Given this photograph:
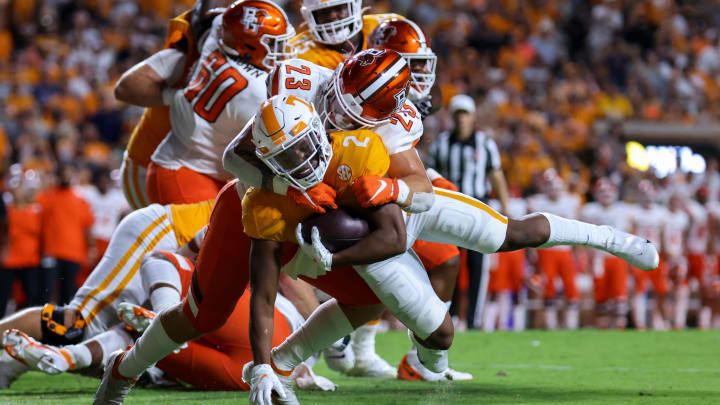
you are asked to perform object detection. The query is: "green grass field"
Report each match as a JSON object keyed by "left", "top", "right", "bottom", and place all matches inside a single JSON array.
[{"left": 3, "top": 330, "right": 719, "bottom": 405}]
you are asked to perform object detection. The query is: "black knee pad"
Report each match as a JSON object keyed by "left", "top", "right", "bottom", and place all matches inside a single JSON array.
[{"left": 40, "top": 304, "right": 86, "bottom": 345}]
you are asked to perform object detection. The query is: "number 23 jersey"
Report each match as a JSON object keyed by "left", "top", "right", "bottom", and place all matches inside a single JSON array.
[
  {"left": 153, "top": 15, "right": 268, "bottom": 181},
  {"left": 269, "top": 58, "right": 424, "bottom": 155}
]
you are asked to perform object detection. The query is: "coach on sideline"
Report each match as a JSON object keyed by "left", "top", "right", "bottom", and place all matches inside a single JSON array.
[{"left": 427, "top": 94, "right": 510, "bottom": 329}]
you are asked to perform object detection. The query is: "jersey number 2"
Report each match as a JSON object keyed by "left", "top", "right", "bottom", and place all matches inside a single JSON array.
[{"left": 184, "top": 50, "right": 248, "bottom": 123}]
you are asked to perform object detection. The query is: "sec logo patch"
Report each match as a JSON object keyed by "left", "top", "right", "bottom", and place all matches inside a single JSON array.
[{"left": 337, "top": 164, "right": 352, "bottom": 181}]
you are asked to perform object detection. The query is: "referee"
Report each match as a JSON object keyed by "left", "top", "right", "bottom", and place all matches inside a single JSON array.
[{"left": 427, "top": 94, "right": 510, "bottom": 329}]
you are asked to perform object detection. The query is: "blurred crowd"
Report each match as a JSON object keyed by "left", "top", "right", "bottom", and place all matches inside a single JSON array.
[{"left": 1, "top": 0, "right": 720, "bottom": 329}]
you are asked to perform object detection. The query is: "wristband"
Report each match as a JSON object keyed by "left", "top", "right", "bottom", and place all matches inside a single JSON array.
[
  {"left": 395, "top": 179, "right": 410, "bottom": 204},
  {"left": 426, "top": 168, "right": 443, "bottom": 182}
]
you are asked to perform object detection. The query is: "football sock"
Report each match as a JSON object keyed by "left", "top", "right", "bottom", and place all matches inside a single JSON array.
[
  {"left": 150, "top": 287, "right": 181, "bottom": 313},
  {"left": 513, "top": 305, "right": 526, "bottom": 331},
  {"left": 538, "top": 213, "right": 614, "bottom": 250},
  {"left": 632, "top": 295, "right": 647, "bottom": 329},
  {"left": 498, "top": 293, "right": 512, "bottom": 330},
  {"left": 698, "top": 306, "right": 711, "bottom": 330},
  {"left": 91, "top": 327, "right": 134, "bottom": 366},
  {"left": 545, "top": 307, "right": 558, "bottom": 330},
  {"left": 351, "top": 320, "right": 378, "bottom": 360},
  {"left": 118, "top": 315, "right": 182, "bottom": 378},
  {"left": 674, "top": 286, "right": 689, "bottom": 329},
  {"left": 272, "top": 299, "right": 353, "bottom": 373},
  {"left": 565, "top": 304, "right": 579, "bottom": 330},
  {"left": 64, "top": 343, "right": 92, "bottom": 369},
  {"left": 409, "top": 331, "right": 447, "bottom": 373},
  {"left": 482, "top": 302, "right": 498, "bottom": 332}
]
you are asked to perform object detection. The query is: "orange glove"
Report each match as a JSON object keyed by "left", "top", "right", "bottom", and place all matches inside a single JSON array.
[
  {"left": 287, "top": 183, "right": 338, "bottom": 213},
  {"left": 431, "top": 177, "right": 458, "bottom": 192},
  {"left": 352, "top": 175, "right": 399, "bottom": 208}
]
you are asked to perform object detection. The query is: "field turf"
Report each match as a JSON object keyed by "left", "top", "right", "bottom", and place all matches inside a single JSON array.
[{"left": 3, "top": 329, "right": 719, "bottom": 404}]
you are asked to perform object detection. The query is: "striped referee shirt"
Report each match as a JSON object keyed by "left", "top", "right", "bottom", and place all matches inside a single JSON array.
[{"left": 427, "top": 130, "right": 502, "bottom": 200}]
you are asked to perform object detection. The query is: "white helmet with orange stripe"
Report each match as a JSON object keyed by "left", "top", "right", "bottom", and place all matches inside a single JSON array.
[{"left": 252, "top": 94, "right": 332, "bottom": 190}]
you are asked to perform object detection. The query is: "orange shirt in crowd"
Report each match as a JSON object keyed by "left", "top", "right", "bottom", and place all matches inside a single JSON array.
[
  {"left": 36, "top": 187, "right": 94, "bottom": 264},
  {"left": 3, "top": 203, "right": 42, "bottom": 268}
]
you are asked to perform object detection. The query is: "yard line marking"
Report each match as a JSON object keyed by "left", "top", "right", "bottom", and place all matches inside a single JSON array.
[{"left": 450, "top": 363, "right": 720, "bottom": 373}]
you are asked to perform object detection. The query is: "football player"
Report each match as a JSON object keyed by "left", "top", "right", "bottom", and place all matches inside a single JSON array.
[
  {"left": 684, "top": 186, "right": 712, "bottom": 329},
  {"left": 664, "top": 193, "right": 690, "bottom": 329},
  {"left": 0, "top": 199, "right": 212, "bottom": 388},
  {"left": 117, "top": 0, "right": 295, "bottom": 205},
  {"left": 527, "top": 170, "right": 582, "bottom": 330}
]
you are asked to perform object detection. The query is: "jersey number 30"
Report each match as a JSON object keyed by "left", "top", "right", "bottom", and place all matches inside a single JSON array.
[{"left": 184, "top": 50, "right": 248, "bottom": 123}]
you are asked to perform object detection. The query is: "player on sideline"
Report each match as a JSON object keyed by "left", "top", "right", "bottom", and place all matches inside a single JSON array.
[
  {"left": 118, "top": 0, "right": 295, "bottom": 205},
  {"left": 0, "top": 199, "right": 212, "bottom": 388},
  {"left": 92, "top": 92, "right": 658, "bottom": 404}
]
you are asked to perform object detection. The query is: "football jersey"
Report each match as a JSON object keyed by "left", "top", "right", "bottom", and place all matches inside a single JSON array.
[
  {"left": 166, "top": 199, "right": 215, "bottom": 247},
  {"left": 629, "top": 203, "right": 667, "bottom": 245},
  {"left": 270, "top": 58, "right": 423, "bottom": 155},
  {"left": 685, "top": 199, "right": 709, "bottom": 254},
  {"left": 707, "top": 200, "right": 720, "bottom": 252},
  {"left": 126, "top": 10, "right": 200, "bottom": 166},
  {"left": 663, "top": 209, "right": 689, "bottom": 258},
  {"left": 529, "top": 192, "right": 581, "bottom": 250},
  {"left": 152, "top": 15, "right": 268, "bottom": 181},
  {"left": 289, "top": 13, "right": 402, "bottom": 69},
  {"left": 82, "top": 187, "right": 130, "bottom": 242},
  {"left": 242, "top": 129, "right": 389, "bottom": 245}
]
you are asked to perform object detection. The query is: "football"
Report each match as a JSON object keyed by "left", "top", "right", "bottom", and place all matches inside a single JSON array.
[{"left": 300, "top": 208, "right": 370, "bottom": 253}]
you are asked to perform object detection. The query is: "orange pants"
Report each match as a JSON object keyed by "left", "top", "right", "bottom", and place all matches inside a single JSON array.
[
  {"left": 146, "top": 162, "right": 225, "bottom": 205},
  {"left": 537, "top": 249, "right": 578, "bottom": 300},
  {"left": 182, "top": 181, "right": 380, "bottom": 333},
  {"left": 413, "top": 240, "right": 460, "bottom": 271},
  {"left": 594, "top": 256, "right": 628, "bottom": 303},
  {"left": 632, "top": 260, "right": 668, "bottom": 294},
  {"left": 156, "top": 251, "right": 293, "bottom": 390},
  {"left": 686, "top": 253, "right": 707, "bottom": 287},
  {"left": 488, "top": 250, "right": 525, "bottom": 293}
]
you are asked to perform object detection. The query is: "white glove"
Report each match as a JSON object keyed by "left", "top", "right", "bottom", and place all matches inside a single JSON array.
[
  {"left": 295, "top": 223, "right": 333, "bottom": 273},
  {"left": 243, "top": 363, "right": 287, "bottom": 405}
]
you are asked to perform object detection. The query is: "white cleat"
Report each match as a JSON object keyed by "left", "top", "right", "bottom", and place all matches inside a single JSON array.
[
  {"left": 603, "top": 228, "right": 659, "bottom": 271},
  {"left": 323, "top": 336, "right": 354, "bottom": 374},
  {"left": 347, "top": 353, "right": 397, "bottom": 379},
  {"left": 444, "top": 367, "right": 473, "bottom": 381},
  {"left": 94, "top": 349, "right": 137, "bottom": 405},
  {"left": 117, "top": 303, "right": 155, "bottom": 333},
  {"left": 0, "top": 349, "right": 28, "bottom": 389},
  {"left": 2, "top": 329, "right": 73, "bottom": 375}
]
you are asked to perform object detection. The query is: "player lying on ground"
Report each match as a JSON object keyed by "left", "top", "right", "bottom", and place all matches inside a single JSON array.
[
  {"left": 4, "top": 250, "right": 335, "bottom": 392},
  {"left": 0, "top": 200, "right": 213, "bottom": 389}
]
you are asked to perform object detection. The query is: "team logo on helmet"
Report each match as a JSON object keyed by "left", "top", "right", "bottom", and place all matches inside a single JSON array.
[
  {"left": 357, "top": 49, "right": 386, "bottom": 66},
  {"left": 377, "top": 24, "right": 398, "bottom": 40},
  {"left": 242, "top": 7, "right": 265, "bottom": 34}
]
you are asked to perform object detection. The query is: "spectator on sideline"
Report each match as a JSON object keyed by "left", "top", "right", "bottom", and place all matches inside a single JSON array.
[
  {"left": 36, "top": 165, "right": 94, "bottom": 304},
  {"left": 0, "top": 173, "right": 42, "bottom": 315},
  {"left": 427, "top": 94, "right": 510, "bottom": 329}
]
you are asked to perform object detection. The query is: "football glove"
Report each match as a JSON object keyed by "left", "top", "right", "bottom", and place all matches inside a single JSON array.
[
  {"left": 295, "top": 223, "right": 333, "bottom": 273},
  {"left": 287, "top": 183, "right": 337, "bottom": 213},
  {"left": 243, "top": 363, "right": 287, "bottom": 405},
  {"left": 352, "top": 176, "right": 400, "bottom": 208}
]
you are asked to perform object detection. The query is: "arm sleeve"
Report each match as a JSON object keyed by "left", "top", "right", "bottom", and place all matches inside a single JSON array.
[{"left": 144, "top": 48, "right": 187, "bottom": 85}]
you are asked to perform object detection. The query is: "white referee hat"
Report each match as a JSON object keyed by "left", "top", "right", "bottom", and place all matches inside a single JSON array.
[{"left": 449, "top": 94, "right": 476, "bottom": 114}]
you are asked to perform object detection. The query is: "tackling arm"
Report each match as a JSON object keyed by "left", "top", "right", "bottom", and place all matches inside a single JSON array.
[
  {"left": 249, "top": 238, "right": 284, "bottom": 365},
  {"left": 114, "top": 49, "right": 186, "bottom": 107}
]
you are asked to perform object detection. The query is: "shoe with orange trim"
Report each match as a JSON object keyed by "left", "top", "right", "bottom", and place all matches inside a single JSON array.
[
  {"left": 2, "top": 329, "right": 75, "bottom": 375},
  {"left": 93, "top": 349, "right": 138, "bottom": 405},
  {"left": 117, "top": 302, "right": 156, "bottom": 333},
  {"left": 397, "top": 350, "right": 473, "bottom": 382},
  {"left": 0, "top": 348, "right": 28, "bottom": 389}
]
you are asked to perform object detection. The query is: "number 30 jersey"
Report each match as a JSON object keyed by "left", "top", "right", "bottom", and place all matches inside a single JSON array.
[
  {"left": 269, "top": 58, "right": 423, "bottom": 155},
  {"left": 152, "top": 15, "right": 268, "bottom": 181}
]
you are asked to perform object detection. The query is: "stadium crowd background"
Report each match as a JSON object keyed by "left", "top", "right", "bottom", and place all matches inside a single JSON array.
[{"left": 1, "top": 0, "right": 720, "bottom": 330}]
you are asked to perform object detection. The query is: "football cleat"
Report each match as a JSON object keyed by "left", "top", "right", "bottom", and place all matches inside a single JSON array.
[
  {"left": 3, "top": 329, "right": 74, "bottom": 375},
  {"left": 0, "top": 349, "right": 28, "bottom": 389},
  {"left": 444, "top": 367, "right": 473, "bottom": 381},
  {"left": 323, "top": 336, "right": 355, "bottom": 374},
  {"left": 93, "top": 349, "right": 138, "bottom": 405},
  {"left": 347, "top": 353, "right": 397, "bottom": 379},
  {"left": 117, "top": 302, "right": 155, "bottom": 333},
  {"left": 603, "top": 228, "right": 659, "bottom": 271},
  {"left": 397, "top": 351, "right": 445, "bottom": 381}
]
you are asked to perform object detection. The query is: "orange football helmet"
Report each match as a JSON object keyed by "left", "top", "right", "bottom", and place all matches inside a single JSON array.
[
  {"left": 368, "top": 18, "right": 436, "bottom": 100},
  {"left": 323, "top": 48, "right": 411, "bottom": 129},
  {"left": 218, "top": 0, "right": 295, "bottom": 71}
]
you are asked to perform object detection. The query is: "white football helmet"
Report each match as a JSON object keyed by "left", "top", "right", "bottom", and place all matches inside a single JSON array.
[
  {"left": 253, "top": 95, "right": 332, "bottom": 190},
  {"left": 301, "top": 0, "right": 363, "bottom": 45}
]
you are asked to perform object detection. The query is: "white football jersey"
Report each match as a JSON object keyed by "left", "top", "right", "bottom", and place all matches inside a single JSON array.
[
  {"left": 685, "top": 200, "right": 709, "bottom": 254},
  {"left": 152, "top": 15, "right": 269, "bottom": 181},
  {"left": 629, "top": 203, "right": 667, "bottom": 245},
  {"left": 581, "top": 202, "right": 633, "bottom": 259},
  {"left": 663, "top": 209, "right": 689, "bottom": 258},
  {"left": 529, "top": 192, "right": 581, "bottom": 250},
  {"left": 82, "top": 187, "right": 130, "bottom": 242},
  {"left": 270, "top": 58, "right": 423, "bottom": 155}
]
